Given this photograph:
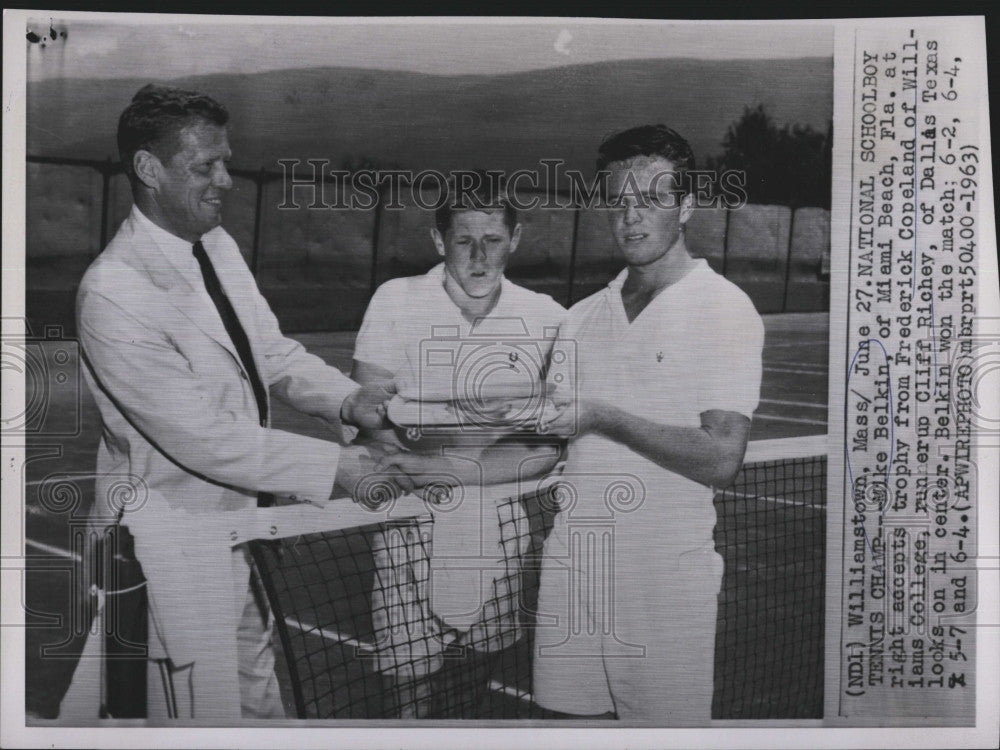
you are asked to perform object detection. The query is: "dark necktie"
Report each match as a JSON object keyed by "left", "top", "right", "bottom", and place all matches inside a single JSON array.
[{"left": 192, "top": 240, "right": 274, "bottom": 508}]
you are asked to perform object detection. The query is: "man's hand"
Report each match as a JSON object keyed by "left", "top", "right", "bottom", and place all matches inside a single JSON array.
[
  {"left": 374, "top": 451, "right": 465, "bottom": 488},
  {"left": 538, "top": 395, "right": 606, "bottom": 438},
  {"left": 340, "top": 379, "right": 396, "bottom": 430},
  {"left": 333, "top": 444, "right": 415, "bottom": 507},
  {"left": 374, "top": 451, "right": 470, "bottom": 507},
  {"left": 371, "top": 437, "right": 563, "bottom": 504}
]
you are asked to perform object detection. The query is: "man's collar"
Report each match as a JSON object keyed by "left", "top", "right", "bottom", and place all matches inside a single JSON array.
[
  {"left": 433, "top": 261, "right": 511, "bottom": 312},
  {"left": 607, "top": 268, "right": 630, "bottom": 291},
  {"left": 608, "top": 258, "right": 707, "bottom": 293},
  {"left": 131, "top": 205, "right": 201, "bottom": 277}
]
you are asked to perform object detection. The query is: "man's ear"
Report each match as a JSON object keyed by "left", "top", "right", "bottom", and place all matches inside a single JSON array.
[
  {"left": 430, "top": 227, "right": 446, "bottom": 257},
  {"left": 508, "top": 223, "right": 522, "bottom": 254},
  {"left": 679, "top": 191, "right": 694, "bottom": 227},
  {"left": 132, "top": 149, "right": 161, "bottom": 191}
]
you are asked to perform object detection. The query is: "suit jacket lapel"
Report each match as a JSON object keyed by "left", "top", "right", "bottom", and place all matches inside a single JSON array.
[
  {"left": 174, "top": 285, "right": 246, "bottom": 368},
  {"left": 127, "top": 215, "right": 244, "bottom": 366}
]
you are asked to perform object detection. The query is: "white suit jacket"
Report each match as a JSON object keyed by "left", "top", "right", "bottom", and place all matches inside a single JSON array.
[{"left": 76, "top": 206, "right": 358, "bottom": 664}]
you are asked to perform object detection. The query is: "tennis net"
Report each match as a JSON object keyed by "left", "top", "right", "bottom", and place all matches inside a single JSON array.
[{"left": 250, "top": 434, "right": 828, "bottom": 720}]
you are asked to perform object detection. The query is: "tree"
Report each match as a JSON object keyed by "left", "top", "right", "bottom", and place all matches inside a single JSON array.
[{"left": 712, "top": 104, "right": 831, "bottom": 208}]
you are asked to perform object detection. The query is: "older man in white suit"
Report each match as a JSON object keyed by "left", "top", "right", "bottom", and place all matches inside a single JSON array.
[{"left": 70, "top": 84, "right": 403, "bottom": 720}]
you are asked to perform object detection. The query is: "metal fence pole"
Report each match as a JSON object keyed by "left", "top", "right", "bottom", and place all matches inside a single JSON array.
[
  {"left": 364, "top": 184, "right": 385, "bottom": 325},
  {"left": 566, "top": 204, "right": 582, "bottom": 308},
  {"left": 98, "top": 158, "right": 112, "bottom": 255},
  {"left": 250, "top": 168, "right": 265, "bottom": 277},
  {"left": 721, "top": 207, "right": 731, "bottom": 279},
  {"left": 781, "top": 206, "right": 798, "bottom": 313}
]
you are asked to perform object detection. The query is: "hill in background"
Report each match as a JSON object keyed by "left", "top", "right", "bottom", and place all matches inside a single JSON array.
[{"left": 27, "top": 57, "right": 832, "bottom": 174}]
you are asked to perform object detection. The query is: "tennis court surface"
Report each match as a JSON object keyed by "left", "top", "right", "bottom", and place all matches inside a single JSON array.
[{"left": 21, "top": 312, "right": 828, "bottom": 720}]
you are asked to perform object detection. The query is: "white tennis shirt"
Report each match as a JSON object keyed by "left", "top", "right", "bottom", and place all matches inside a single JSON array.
[
  {"left": 552, "top": 259, "right": 764, "bottom": 556},
  {"left": 355, "top": 262, "right": 566, "bottom": 388}
]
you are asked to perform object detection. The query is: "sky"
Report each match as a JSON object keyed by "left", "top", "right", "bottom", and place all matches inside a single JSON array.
[{"left": 25, "top": 16, "right": 833, "bottom": 81}]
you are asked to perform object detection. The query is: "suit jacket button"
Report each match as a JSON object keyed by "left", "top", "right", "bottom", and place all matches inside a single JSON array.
[{"left": 289, "top": 494, "right": 297, "bottom": 502}]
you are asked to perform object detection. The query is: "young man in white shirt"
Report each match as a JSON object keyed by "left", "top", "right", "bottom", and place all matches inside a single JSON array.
[
  {"left": 532, "top": 125, "right": 764, "bottom": 723},
  {"left": 352, "top": 179, "right": 564, "bottom": 717}
]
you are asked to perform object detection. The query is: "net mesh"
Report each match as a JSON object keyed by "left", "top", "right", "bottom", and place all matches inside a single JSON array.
[{"left": 250, "top": 439, "right": 827, "bottom": 720}]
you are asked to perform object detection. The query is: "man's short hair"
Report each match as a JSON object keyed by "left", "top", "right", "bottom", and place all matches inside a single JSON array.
[
  {"left": 434, "top": 171, "right": 518, "bottom": 236},
  {"left": 596, "top": 124, "right": 696, "bottom": 194},
  {"left": 117, "top": 84, "right": 229, "bottom": 178}
]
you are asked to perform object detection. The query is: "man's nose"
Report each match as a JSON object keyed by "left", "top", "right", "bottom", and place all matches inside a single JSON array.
[
  {"left": 470, "top": 241, "right": 487, "bottom": 260},
  {"left": 213, "top": 163, "right": 233, "bottom": 191},
  {"left": 623, "top": 203, "right": 642, "bottom": 224}
]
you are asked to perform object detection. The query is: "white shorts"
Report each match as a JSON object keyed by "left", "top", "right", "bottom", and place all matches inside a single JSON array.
[{"left": 532, "top": 524, "right": 724, "bottom": 724}]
